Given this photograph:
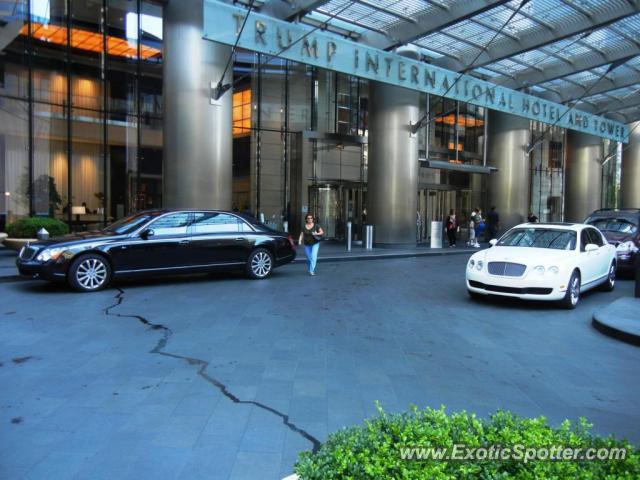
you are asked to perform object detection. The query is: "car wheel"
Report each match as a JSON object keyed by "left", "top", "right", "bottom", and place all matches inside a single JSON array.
[
  {"left": 246, "top": 248, "right": 273, "bottom": 279},
  {"left": 560, "top": 270, "right": 580, "bottom": 309},
  {"left": 68, "top": 253, "right": 112, "bottom": 292},
  {"left": 600, "top": 262, "right": 616, "bottom": 292}
]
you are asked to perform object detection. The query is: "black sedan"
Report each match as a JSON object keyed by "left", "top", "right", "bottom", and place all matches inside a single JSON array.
[{"left": 16, "top": 209, "right": 296, "bottom": 292}]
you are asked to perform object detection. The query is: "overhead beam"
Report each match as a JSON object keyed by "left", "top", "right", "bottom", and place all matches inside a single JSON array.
[
  {"left": 489, "top": 44, "right": 640, "bottom": 93},
  {"left": 431, "top": 0, "right": 640, "bottom": 72},
  {"left": 547, "top": 70, "right": 640, "bottom": 104},
  {"left": 359, "top": 0, "right": 511, "bottom": 50},
  {"left": 260, "top": 0, "right": 332, "bottom": 21},
  {"left": 576, "top": 93, "right": 640, "bottom": 116}
]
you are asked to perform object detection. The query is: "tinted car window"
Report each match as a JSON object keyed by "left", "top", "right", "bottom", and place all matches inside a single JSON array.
[
  {"left": 148, "top": 213, "right": 190, "bottom": 236},
  {"left": 580, "top": 230, "right": 591, "bottom": 251},
  {"left": 587, "top": 228, "right": 604, "bottom": 247},
  {"left": 498, "top": 228, "right": 576, "bottom": 250},
  {"left": 103, "top": 212, "right": 158, "bottom": 235},
  {"left": 192, "top": 212, "right": 240, "bottom": 233},
  {"left": 588, "top": 218, "right": 638, "bottom": 235}
]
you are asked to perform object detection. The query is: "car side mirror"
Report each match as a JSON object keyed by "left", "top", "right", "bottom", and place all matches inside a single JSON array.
[
  {"left": 140, "top": 228, "right": 155, "bottom": 240},
  {"left": 489, "top": 239, "right": 498, "bottom": 246},
  {"left": 585, "top": 243, "right": 598, "bottom": 252}
]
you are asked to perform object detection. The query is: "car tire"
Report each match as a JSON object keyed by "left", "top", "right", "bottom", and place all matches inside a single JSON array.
[
  {"left": 600, "top": 262, "right": 616, "bottom": 292},
  {"left": 246, "top": 248, "right": 273, "bottom": 279},
  {"left": 560, "top": 270, "right": 580, "bottom": 309},
  {"left": 68, "top": 253, "right": 112, "bottom": 293}
]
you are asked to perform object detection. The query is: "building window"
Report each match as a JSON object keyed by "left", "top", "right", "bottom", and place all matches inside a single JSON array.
[{"left": 233, "top": 89, "right": 251, "bottom": 137}]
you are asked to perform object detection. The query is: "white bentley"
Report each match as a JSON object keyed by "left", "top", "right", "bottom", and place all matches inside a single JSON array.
[{"left": 466, "top": 223, "right": 617, "bottom": 308}]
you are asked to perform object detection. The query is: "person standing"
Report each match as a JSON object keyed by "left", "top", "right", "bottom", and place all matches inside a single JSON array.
[
  {"left": 467, "top": 209, "right": 477, "bottom": 247},
  {"left": 445, "top": 209, "right": 459, "bottom": 247},
  {"left": 298, "top": 214, "right": 324, "bottom": 276},
  {"left": 527, "top": 212, "right": 538, "bottom": 223},
  {"left": 486, "top": 206, "right": 500, "bottom": 241},
  {"left": 473, "top": 208, "right": 483, "bottom": 247}
]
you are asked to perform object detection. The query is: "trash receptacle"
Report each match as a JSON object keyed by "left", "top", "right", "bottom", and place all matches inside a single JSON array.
[{"left": 430, "top": 221, "right": 443, "bottom": 249}]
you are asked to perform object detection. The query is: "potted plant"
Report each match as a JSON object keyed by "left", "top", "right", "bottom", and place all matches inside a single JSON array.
[{"left": 3, "top": 217, "right": 69, "bottom": 251}]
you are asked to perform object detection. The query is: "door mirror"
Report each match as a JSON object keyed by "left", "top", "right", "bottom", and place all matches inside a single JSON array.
[
  {"left": 585, "top": 243, "right": 598, "bottom": 252},
  {"left": 489, "top": 239, "right": 498, "bottom": 246},
  {"left": 140, "top": 228, "right": 155, "bottom": 240}
]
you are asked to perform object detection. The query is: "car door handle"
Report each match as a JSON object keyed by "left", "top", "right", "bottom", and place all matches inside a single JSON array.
[
  {"left": 234, "top": 238, "right": 244, "bottom": 241},
  {"left": 179, "top": 240, "right": 190, "bottom": 245}
]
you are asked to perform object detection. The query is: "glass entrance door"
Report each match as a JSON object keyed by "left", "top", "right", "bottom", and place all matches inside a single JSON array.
[{"left": 309, "top": 184, "right": 365, "bottom": 241}]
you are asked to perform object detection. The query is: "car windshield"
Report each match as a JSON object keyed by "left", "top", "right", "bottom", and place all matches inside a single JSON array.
[
  {"left": 497, "top": 228, "right": 577, "bottom": 250},
  {"left": 587, "top": 218, "right": 638, "bottom": 235},
  {"left": 102, "top": 212, "right": 158, "bottom": 235}
]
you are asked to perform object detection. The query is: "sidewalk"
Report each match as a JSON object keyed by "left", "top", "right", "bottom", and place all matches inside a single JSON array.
[{"left": 293, "top": 240, "right": 479, "bottom": 264}]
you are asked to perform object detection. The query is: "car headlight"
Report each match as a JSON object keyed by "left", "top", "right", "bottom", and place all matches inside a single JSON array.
[
  {"left": 617, "top": 241, "right": 638, "bottom": 253},
  {"left": 468, "top": 259, "right": 475, "bottom": 269},
  {"left": 36, "top": 247, "right": 66, "bottom": 262},
  {"left": 533, "top": 265, "right": 546, "bottom": 275},
  {"left": 547, "top": 266, "right": 559, "bottom": 274},
  {"left": 476, "top": 260, "right": 484, "bottom": 271}
]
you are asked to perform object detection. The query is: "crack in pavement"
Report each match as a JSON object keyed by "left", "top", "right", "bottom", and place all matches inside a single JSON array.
[{"left": 105, "top": 287, "right": 321, "bottom": 453}]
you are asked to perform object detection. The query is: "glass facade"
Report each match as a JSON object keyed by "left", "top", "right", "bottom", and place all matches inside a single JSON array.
[
  {"left": 1, "top": 2, "right": 622, "bottom": 237},
  {"left": 0, "top": 0, "right": 162, "bottom": 231}
]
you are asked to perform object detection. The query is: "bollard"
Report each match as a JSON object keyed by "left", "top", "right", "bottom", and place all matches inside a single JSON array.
[
  {"left": 430, "top": 221, "right": 443, "bottom": 249},
  {"left": 365, "top": 225, "right": 373, "bottom": 250},
  {"left": 283, "top": 221, "right": 288, "bottom": 233},
  {"left": 259, "top": 212, "right": 265, "bottom": 224},
  {"left": 37, "top": 228, "right": 49, "bottom": 241},
  {"left": 346, "top": 221, "right": 352, "bottom": 252}
]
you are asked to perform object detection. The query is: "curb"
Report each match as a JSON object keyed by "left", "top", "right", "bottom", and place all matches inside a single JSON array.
[
  {"left": 592, "top": 315, "right": 640, "bottom": 347},
  {"left": 292, "top": 248, "right": 474, "bottom": 264}
]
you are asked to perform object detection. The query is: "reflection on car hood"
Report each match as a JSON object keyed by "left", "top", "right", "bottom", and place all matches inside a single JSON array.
[
  {"left": 27, "top": 230, "right": 124, "bottom": 249},
  {"left": 483, "top": 246, "right": 570, "bottom": 265}
]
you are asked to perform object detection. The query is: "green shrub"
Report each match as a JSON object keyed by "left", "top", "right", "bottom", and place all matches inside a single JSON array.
[
  {"left": 7, "top": 217, "right": 69, "bottom": 239},
  {"left": 295, "top": 404, "right": 639, "bottom": 479}
]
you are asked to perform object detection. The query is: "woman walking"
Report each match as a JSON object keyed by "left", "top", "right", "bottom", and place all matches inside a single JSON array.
[
  {"left": 445, "top": 209, "right": 459, "bottom": 247},
  {"left": 298, "top": 214, "right": 324, "bottom": 275}
]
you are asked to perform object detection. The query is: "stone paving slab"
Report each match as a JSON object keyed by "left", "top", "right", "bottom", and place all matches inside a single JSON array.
[{"left": 1, "top": 255, "right": 638, "bottom": 480}]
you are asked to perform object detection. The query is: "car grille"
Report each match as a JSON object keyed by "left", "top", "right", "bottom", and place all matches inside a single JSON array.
[
  {"left": 469, "top": 280, "right": 552, "bottom": 295},
  {"left": 488, "top": 261, "right": 527, "bottom": 277},
  {"left": 19, "top": 246, "right": 39, "bottom": 261}
]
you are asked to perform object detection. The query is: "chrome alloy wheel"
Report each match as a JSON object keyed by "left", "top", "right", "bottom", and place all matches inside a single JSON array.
[
  {"left": 251, "top": 251, "right": 272, "bottom": 278},
  {"left": 76, "top": 258, "right": 108, "bottom": 290},
  {"left": 570, "top": 275, "right": 580, "bottom": 306},
  {"left": 608, "top": 264, "right": 616, "bottom": 288}
]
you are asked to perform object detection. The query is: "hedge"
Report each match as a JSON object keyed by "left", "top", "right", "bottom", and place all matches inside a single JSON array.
[
  {"left": 6, "top": 217, "right": 69, "bottom": 239},
  {"left": 295, "top": 404, "right": 639, "bottom": 479}
]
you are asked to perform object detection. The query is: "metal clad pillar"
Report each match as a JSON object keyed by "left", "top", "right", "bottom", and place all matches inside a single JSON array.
[
  {"left": 621, "top": 121, "right": 640, "bottom": 208},
  {"left": 368, "top": 83, "right": 419, "bottom": 245},
  {"left": 487, "top": 111, "right": 531, "bottom": 230},
  {"left": 163, "top": 0, "right": 232, "bottom": 209},
  {"left": 565, "top": 131, "right": 602, "bottom": 222}
]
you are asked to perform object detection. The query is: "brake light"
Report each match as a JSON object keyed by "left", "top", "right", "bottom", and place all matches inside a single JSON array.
[{"left": 288, "top": 234, "right": 297, "bottom": 250}]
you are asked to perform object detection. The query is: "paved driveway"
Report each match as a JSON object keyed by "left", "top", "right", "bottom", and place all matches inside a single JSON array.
[{"left": 1, "top": 255, "right": 638, "bottom": 479}]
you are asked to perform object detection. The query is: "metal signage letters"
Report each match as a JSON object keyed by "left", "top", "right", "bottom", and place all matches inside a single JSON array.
[{"left": 203, "top": 0, "right": 629, "bottom": 142}]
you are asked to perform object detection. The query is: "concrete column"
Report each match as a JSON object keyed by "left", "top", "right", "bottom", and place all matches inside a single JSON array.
[
  {"left": 163, "top": 0, "right": 232, "bottom": 209},
  {"left": 368, "top": 83, "right": 419, "bottom": 245},
  {"left": 621, "top": 121, "right": 640, "bottom": 208},
  {"left": 487, "top": 111, "right": 531, "bottom": 230},
  {"left": 565, "top": 131, "right": 602, "bottom": 222}
]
